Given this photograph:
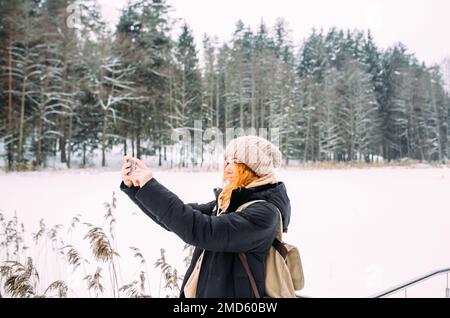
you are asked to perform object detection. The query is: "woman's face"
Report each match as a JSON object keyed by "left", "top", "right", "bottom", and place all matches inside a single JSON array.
[{"left": 224, "top": 159, "right": 237, "bottom": 183}]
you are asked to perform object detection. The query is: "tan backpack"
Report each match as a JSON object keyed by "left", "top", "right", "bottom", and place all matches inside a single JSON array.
[{"left": 236, "top": 199, "right": 305, "bottom": 298}]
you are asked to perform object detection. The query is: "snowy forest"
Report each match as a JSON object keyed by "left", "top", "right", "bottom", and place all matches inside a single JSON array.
[{"left": 1, "top": 0, "right": 450, "bottom": 172}]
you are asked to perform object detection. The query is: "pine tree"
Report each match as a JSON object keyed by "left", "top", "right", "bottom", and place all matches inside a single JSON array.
[
  {"left": 0, "top": 0, "right": 28, "bottom": 169},
  {"left": 172, "top": 23, "right": 202, "bottom": 167},
  {"left": 362, "top": 30, "right": 384, "bottom": 106},
  {"left": 297, "top": 29, "right": 328, "bottom": 161},
  {"left": 335, "top": 61, "right": 380, "bottom": 161},
  {"left": 380, "top": 44, "right": 411, "bottom": 160},
  {"left": 228, "top": 20, "right": 253, "bottom": 130},
  {"left": 202, "top": 34, "right": 217, "bottom": 129},
  {"left": 271, "top": 18, "right": 296, "bottom": 163},
  {"left": 319, "top": 68, "right": 342, "bottom": 161},
  {"left": 216, "top": 43, "right": 232, "bottom": 132},
  {"left": 6, "top": 1, "right": 42, "bottom": 168},
  {"left": 2, "top": 7, "right": 449, "bottom": 170},
  {"left": 115, "top": 0, "right": 173, "bottom": 161}
]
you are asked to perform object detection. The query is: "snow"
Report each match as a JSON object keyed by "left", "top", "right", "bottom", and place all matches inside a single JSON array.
[{"left": 1, "top": 166, "right": 450, "bottom": 298}]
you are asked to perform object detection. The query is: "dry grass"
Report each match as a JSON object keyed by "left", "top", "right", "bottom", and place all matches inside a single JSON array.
[
  {"left": 1, "top": 258, "right": 39, "bottom": 297},
  {"left": 32, "top": 219, "right": 46, "bottom": 244},
  {"left": 70, "top": 214, "right": 82, "bottom": 231},
  {"left": 44, "top": 280, "right": 68, "bottom": 298},
  {"left": 118, "top": 281, "right": 140, "bottom": 297},
  {"left": 130, "top": 246, "right": 146, "bottom": 266},
  {"left": 84, "top": 227, "right": 118, "bottom": 263},
  {"left": 155, "top": 248, "right": 182, "bottom": 298},
  {"left": 84, "top": 267, "right": 104, "bottom": 297},
  {"left": 118, "top": 272, "right": 151, "bottom": 298},
  {"left": 0, "top": 192, "right": 189, "bottom": 298},
  {"left": 61, "top": 245, "right": 88, "bottom": 272},
  {"left": 83, "top": 193, "right": 121, "bottom": 297},
  {"left": 183, "top": 244, "right": 194, "bottom": 268},
  {"left": 1, "top": 213, "right": 26, "bottom": 261},
  {"left": 128, "top": 246, "right": 152, "bottom": 296}
]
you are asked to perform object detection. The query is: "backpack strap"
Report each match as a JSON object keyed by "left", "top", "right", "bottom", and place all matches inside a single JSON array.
[
  {"left": 236, "top": 199, "right": 282, "bottom": 230},
  {"left": 273, "top": 237, "right": 288, "bottom": 259},
  {"left": 236, "top": 199, "right": 284, "bottom": 298},
  {"left": 269, "top": 210, "right": 289, "bottom": 259},
  {"left": 236, "top": 199, "right": 284, "bottom": 245},
  {"left": 235, "top": 199, "right": 267, "bottom": 213},
  {"left": 238, "top": 253, "right": 261, "bottom": 298},
  {"left": 236, "top": 200, "right": 265, "bottom": 298}
]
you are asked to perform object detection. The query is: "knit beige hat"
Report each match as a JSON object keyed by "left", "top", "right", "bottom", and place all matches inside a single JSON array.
[{"left": 224, "top": 136, "right": 282, "bottom": 177}]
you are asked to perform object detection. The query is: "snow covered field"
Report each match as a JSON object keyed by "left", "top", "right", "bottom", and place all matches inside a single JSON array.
[{"left": 1, "top": 165, "right": 449, "bottom": 298}]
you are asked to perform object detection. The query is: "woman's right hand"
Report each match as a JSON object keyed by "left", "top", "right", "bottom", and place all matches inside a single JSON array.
[{"left": 121, "top": 155, "right": 133, "bottom": 188}]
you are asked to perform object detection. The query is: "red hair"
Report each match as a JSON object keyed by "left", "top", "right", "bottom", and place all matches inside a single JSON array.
[{"left": 218, "top": 163, "right": 259, "bottom": 212}]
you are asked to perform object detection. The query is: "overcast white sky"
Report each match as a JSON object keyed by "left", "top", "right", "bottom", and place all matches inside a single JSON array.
[{"left": 97, "top": 0, "right": 450, "bottom": 65}]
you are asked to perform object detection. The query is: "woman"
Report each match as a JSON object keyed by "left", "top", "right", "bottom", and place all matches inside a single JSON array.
[{"left": 119, "top": 135, "right": 291, "bottom": 298}]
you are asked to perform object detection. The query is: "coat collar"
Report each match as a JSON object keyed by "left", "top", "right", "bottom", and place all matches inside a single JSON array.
[{"left": 213, "top": 182, "right": 280, "bottom": 213}]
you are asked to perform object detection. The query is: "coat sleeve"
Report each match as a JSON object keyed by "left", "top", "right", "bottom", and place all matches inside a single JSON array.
[
  {"left": 119, "top": 181, "right": 171, "bottom": 232},
  {"left": 134, "top": 178, "right": 278, "bottom": 253},
  {"left": 186, "top": 200, "right": 216, "bottom": 216}
]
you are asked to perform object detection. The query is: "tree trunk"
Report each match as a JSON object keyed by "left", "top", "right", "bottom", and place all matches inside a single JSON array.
[
  {"left": 304, "top": 101, "right": 312, "bottom": 162},
  {"left": 210, "top": 76, "right": 214, "bottom": 128},
  {"left": 430, "top": 84, "right": 443, "bottom": 162},
  {"left": 158, "top": 147, "right": 162, "bottom": 166},
  {"left": 67, "top": 110, "right": 73, "bottom": 168},
  {"left": 59, "top": 115, "right": 67, "bottom": 163},
  {"left": 61, "top": 8, "right": 70, "bottom": 166},
  {"left": 36, "top": 114, "right": 42, "bottom": 168},
  {"left": 224, "top": 70, "right": 228, "bottom": 131},
  {"left": 136, "top": 125, "right": 141, "bottom": 159},
  {"left": 284, "top": 134, "right": 289, "bottom": 165},
  {"left": 251, "top": 61, "right": 256, "bottom": 129},
  {"left": 18, "top": 70, "right": 27, "bottom": 164},
  {"left": 82, "top": 143, "right": 86, "bottom": 167},
  {"left": 102, "top": 109, "right": 108, "bottom": 167},
  {"left": 158, "top": 130, "right": 162, "bottom": 166},
  {"left": 239, "top": 71, "right": 244, "bottom": 128},
  {"left": 260, "top": 97, "right": 265, "bottom": 132},
  {"left": 7, "top": 23, "right": 14, "bottom": 170},
  {"left": 131, "top": 129, "right": 135, "bottom": 157},
  {"left": 216, "top": 75, "right": 220, "bottom": 128}
]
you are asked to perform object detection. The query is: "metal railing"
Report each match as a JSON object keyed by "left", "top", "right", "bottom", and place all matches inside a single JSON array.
[
  {"left": 370, "top": 267, "right": 450, "bottom": 298},
  {"left": 294, "top": 267, "right": 450, "bottom": 298}
]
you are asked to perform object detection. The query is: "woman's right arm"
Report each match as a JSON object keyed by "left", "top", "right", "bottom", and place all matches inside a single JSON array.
[
  {"left": 120, "top": 181, "right": 171, "bottom": 231},
  {"left": 186, "top": 200, "right": 216, "bottom": 215},
  {"left": 120, "top": 156, "right": 215, "bottom": 229},
  {"left": 133, "top": 178, "right": 278, "bottom": 253}
]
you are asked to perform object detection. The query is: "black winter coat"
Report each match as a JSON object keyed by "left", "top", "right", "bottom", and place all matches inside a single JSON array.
[{"left": 120, "top": 177, "right": 291, "bottom": 298}]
